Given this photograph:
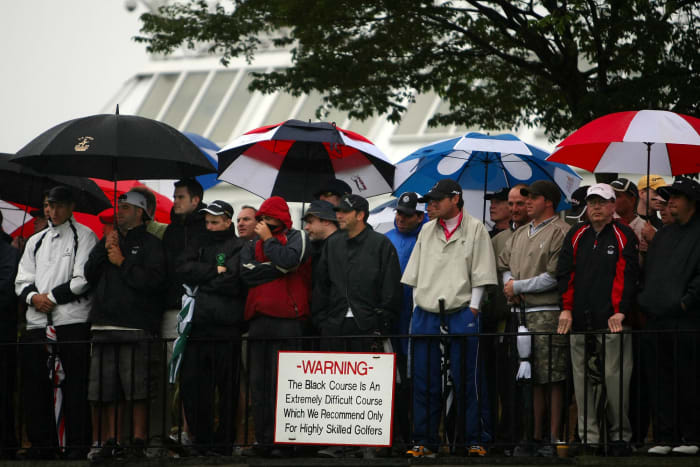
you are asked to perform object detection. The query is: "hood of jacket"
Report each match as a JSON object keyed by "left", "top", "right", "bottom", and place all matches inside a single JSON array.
[{"left": 257, "top": 196, "right": 292, "bottom": 230}]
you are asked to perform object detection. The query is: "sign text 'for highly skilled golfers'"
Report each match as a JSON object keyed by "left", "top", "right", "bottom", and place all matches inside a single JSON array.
[{"left": 274, "top": 351, "right": 395, "bottom": 446}]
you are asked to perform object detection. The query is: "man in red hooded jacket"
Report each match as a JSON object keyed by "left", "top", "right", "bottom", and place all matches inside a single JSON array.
[{"left": 239, "top": 196, "right": 311, "bottom": 457}]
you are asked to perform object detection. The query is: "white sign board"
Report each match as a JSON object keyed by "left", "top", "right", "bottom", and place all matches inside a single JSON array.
[{"left": 274, "top": 351, "right": 395, "bottom": 446}]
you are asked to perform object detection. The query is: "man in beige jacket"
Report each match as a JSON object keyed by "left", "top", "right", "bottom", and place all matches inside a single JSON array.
[{"left": 402, "top": 179, "right": 497, "bottom": 458}]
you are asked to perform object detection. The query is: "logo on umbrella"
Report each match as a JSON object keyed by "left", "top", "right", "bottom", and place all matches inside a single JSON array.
[
  {"left": 74, "top": 136, "right": 94, "bottom": 152},
  {"left": 351, "top": 175, "right": 367, "bottom": 192}
]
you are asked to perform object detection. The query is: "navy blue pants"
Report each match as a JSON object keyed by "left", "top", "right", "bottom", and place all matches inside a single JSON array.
[{"left": 410, "top": 306, "right": 491, "bottom": 449}]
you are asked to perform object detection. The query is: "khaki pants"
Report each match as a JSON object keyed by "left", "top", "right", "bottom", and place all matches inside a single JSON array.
[{"left": 570, "top": 330, "right": 632, "bottom": 444}]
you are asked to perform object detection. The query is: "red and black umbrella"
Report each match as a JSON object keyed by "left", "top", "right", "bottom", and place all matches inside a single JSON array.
[{"left": 217, "top": 119, "right": 395, "bottom": 202}]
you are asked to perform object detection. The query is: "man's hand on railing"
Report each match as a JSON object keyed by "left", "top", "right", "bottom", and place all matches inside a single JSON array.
[
  {"left": 608, "top": 312, "right": 625, "bottom": 333},
  {"left": 557, "top": 310, "right": 572, "bottom": 334}
]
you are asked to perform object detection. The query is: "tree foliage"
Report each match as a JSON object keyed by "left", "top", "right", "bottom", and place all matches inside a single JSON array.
[{"left": 137, "top": 0, "right": 699, "bottom": 141}]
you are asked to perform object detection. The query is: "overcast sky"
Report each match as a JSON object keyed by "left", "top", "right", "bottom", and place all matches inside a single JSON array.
[{"left": 0, "top": 0, "right": 150, "bottom": 153}]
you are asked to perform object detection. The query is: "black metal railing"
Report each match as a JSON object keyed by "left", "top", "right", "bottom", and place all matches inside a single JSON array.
[{"left": 1, "top": 327, "right": 698, "bottom": 459}]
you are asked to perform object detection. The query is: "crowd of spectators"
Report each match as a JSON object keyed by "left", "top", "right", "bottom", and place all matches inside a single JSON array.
[{"left": 0, "top": 173, "right": 698, "bottom": 461}]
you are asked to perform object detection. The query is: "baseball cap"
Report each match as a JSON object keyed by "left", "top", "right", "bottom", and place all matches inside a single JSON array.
[
  {"left": 396, "top": 192, "right": 422, "bottom": 215},
  {"left": 610, "top": 178, "right": 639, "bottom": 198},
  {"left": 565, "top": 185, "right": 590, "bottom": 220},
  {"left": 520, "top": 180, "right": 561, "bottom": 208},
  {"left": 46, "top": 186, "right": 74, "bottom": 204},
  {"left": 658, "top": 177, "right": 700, "bottom": 201},
  {"left": 334, "top": 194, "right": 370, "bottom": 214},
  {"left": 200, "top": 200, "right": 234, "bottom": 219},
  {"left": 586, "top": 183, "right": 616, "bottom": 201},
  {"left": 303, "top": 200, "right": 337, "bottom": 222},
  {"left": 313, "top": 179, "right": 353, "bottom": 199},
  {"left": 418, "top": 179, "right": 462, "bottom": 202},
  {"left": 485, "top": 187, "right": 509, "bottom": 202},
  {"left": 637, "top": 174, "right": 666, "bottom": 191},
  {"left": 118, "top": 191, "right": 151, "bottom": 218}
]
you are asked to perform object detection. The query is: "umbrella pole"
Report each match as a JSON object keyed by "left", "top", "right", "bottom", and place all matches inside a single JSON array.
[
  {"left": 482, "top": 155, "right": 489, "bottom": 223},
  {"left": 645, "top": 142, "right": 652, "bottom": 218}
]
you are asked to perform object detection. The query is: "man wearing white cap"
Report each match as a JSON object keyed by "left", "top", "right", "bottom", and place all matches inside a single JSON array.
[{"left": 556, "top": 183, "right": 639, "bottom": 456}]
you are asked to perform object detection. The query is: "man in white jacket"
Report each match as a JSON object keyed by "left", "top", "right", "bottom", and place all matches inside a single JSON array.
[{"left": 15, "top": 186, "right": 97, "bottom": 459}]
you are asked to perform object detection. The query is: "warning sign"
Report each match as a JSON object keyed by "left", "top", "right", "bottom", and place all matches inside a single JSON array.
[{"left": 274, "top": 351, "right": 395, "bottom": 446}]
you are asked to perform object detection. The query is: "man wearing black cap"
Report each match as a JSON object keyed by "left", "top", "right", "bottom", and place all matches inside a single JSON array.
[
  {"left": 485, "top": 188, "right": 511, "bottom": 237},
  {"left": 638, "top": 177, "right": 700, "bottom": 456},
  {"left": 303, "top": 200, "right": 339, "bottom": 272},
  {"left": 611, "top": 178, "right": 645, "bottom": 247},
  {"left": 15, "top": 186, "right": 98, "bottom": 459},
  {"left": 402, "top": 179, "right": 497, "bottom": 458},
  {"left": 312, "top": 194, "right": 402, "bottom": 458},
  {"left": 176, "top": 200, "right": 246, "bottom": 455},
  {"left": 313, "top": 178, "right": 352, "bottom": 206},
  {"left": 498, "top": 180, "right": 571, "bottom": 456},
  {"left": 564, "top": 185, "right": 590, "bottom": 226}
]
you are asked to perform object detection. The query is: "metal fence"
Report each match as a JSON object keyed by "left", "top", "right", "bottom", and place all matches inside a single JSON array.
[{"left": 0, "top": 327, "right": 698, "bottom": 458}]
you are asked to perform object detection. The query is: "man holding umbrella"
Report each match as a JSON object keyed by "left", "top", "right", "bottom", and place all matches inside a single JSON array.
[
  {"left": 402, "top": 179, "right": 497, "bottom": 458},
  {"left": 15, "top": 186, "right": 98, "bottom": 459},
  {"left": 84, "top": 190, "right": 167, "bottom": 459}
]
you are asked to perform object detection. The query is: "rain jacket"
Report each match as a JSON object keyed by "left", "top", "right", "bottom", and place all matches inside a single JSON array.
[
  {"left": 15, "top": 217, "right": 97, "bottom": 330},
  {"left": 241, "top": 197, "right": 312, "bottom": 321},
  {"left": 402, "top": 210, "right": 498, "bottom": 313},
  {"left": 0, "top": 240, "right": 18, "bottom": 331},
  {"left": 177, "top": 226, "right": 247, "bottom": 334},
  {"left": 312, "top": 225, "right": 402, "bottom": 334},
  {"left": 162, "top": 204, "right": 208, "bottom": 309},
  {"left": 85, "top": 224, "right": 166, "bottom": 332},
  {"left": 556, "top": 220, "right": 639, "bottom": 331},
  {"left": 385, "top": 215, "right": 428, "bottom": 347},
  {"left": 638, "top": 212, "right": 700, "bottom": 319}
]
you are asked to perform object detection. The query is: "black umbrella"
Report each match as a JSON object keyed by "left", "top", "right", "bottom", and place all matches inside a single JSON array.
[
  {"left": 0, "top": 154, "right": 111, "bottom": 214},
  {"left": 10, "top": 107, "right": 216, "bottom": 181},
  {"left": 10, "top": 107, "right": 216, "bottom": 221}
]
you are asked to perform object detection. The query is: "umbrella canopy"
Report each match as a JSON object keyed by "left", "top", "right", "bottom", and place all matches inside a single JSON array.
[
  {"left": 11, "top": 111, "right": 216, "bottom": 180},
  {"left": 91, "top": 179, "right": 173, "bottom": 224},
  {"left": 394, "top": 133, "right": 582, "bottom": 219},
  {"left": 183, "top": 132, "right": 221, "bottom": 191},
  {"left": 217, "top": 119, "right": 395, "bottom": 202},
  {"left": 547, "top": 110, "right": 700, "bottom": 176},
  {"left": 0, "top": 154, "right": 111, "bottom": 214}
]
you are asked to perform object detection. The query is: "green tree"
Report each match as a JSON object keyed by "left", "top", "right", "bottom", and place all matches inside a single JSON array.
[{"left": 137, "top": 0, "right": 699, "bottom": 141}]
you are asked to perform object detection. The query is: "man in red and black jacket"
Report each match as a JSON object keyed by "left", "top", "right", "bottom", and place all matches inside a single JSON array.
[
  {"left": 556, "top": 183, "right": 639, "bottom": 456},
  {"left": 239, "top": 196, "right": 311, "bottom": 457}
]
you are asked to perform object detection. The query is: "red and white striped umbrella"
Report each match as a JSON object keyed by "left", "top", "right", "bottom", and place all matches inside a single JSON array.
[
  {"left": 217, "top": 120, "right": 394, "bottom": 202},
  {"left": 45, "top": 318, "right": 67, "bottom": 451},
  {"left": 547, "top": 110, "right": 700, "bottom": 176}
]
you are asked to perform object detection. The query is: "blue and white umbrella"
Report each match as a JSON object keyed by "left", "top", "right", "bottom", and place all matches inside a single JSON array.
[
  {"left": 183, "top": 132, "right": 221, "bottom": 191},
  {"left": 393, "top": 133, "right": 582, "bottom": 221}
]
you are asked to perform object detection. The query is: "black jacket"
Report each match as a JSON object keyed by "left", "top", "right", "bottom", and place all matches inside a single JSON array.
[
  {"left": 85, "top": 225, "right": 166, "bottom": 332},
  {"left": 176, "top": 227, "right": 247, "bottom": 335},
  {"left": 312, "top": 226, "right": 402, "bottom": 334},
  {"left": 557, "top": 220, "right": 639, "bottom": 331},
  {"left": 638, "top": 213, "right": 700, "bottom": 320},
  {"left": 162, "top": 205, "right": 209, "bottom": 309},
  {"left": 0, "top": 241, "right": 18, "bottom": 330}
]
